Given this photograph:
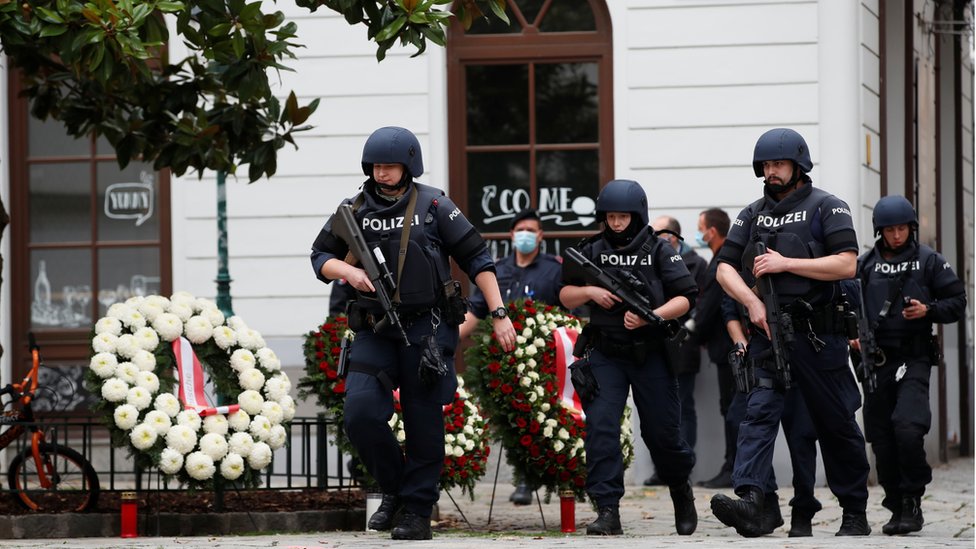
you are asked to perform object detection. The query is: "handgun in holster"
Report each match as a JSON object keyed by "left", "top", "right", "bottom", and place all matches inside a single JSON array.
[
  {"left": 337, "top": 334, "right": 352, "bottom": 379},
  {"left": 728, "top": 342, "right": 754, "bottom": 393}
]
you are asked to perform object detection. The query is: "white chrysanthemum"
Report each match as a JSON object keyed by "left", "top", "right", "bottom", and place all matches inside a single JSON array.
[
  {"left": 135, "top": 371, "right": 160, "bottom": 393},
  {"left": 125, "top": 295, "right": 145, "bottom": 307},
  {"left": 228, "top": 432, "right": 254, "bottom": 456},
  {"left": 132, "top": 349, "right": 156, "bottom": 372},
  {"left": 255, "top": 348, "right": 281, "bottom": 371},
  {"left": 227, "top": 410, "right": 251, "bottom": 432},
  {"left": 165, "top": 425, "right": 198, "bottom": 455},
  {"left": 238, "top": 390, "right": 264, "bottom": 415},
  {"left": 553, "top": 440, "right": 565, "bottom": 452},
  {"left": 107, "top": 303, "right": 131, "bottom": 320},
  {"left": 113, "top": 404, "right": 139, "bottom": 430},
  {"left": 220, "top": 452, "right": 245, "bottom": 480},
  {"left": 127, "top": 386, "right": 152, "bottom": 410},
  {"left": 114, "top": 361, "right": 138, "bottom": 384},
  {"left": 192, "top": 297, "right": 216, "bottom": 313},
  {"left": 230, "top": 349, "right": 256, "bottom": 373},
  {"left": 101, "top": 378, "right": 129, "bottom": 402},
  {"left": 144, "top": 410, "right": 173, "bottom": 435},
  {"left": 213, "top": 326, "right": 237, "bottom": 350},
  {"left": 249, "top": 415, "right": 273, "bottom": 441},
  {"left": 154, "top": 393, "right": 181, "bottom": 417},
  {"left": 169, "top": 303, "right": 193, "bottom": 323},
  {"left": 185, "top": 316, "right": 213, "bottom": 344},
  {"left": 94, "top": 316, "right": 123, "bottom": 337},
  {"left": 159, "top": 447, "right": 184, "bottom": 475},
  {"left": 199, "top": 433, "right": 229, "bottom": 461},
  {"left": 130, "top": 423, "right": 158, "bottom": 450},
  {"left": 137, "top": 302, "right": 165, "bottom": 323},
  {"left": 263, "top": 376, "right": 289, "bottom": 402},
  {"left": 238, "top": 368, "right": 265, "bottom": 392},
  {"left": 203, "top": 308, "right": 225, "bottom": 328},
  {"left": 176, "top": 409, "right": 202, "bottom": 431},
  {"left": 92, "top": 333, "right": 119, "bottom": 354},
  {"left": 226, "top": 316, "right": 248, "bottom": 331},
  {"left": 247, "top": 442, "right": 273, "bottom": 470},
  {"left": 279, "top": 395, "right": 296, "bottom": 422},
  {"left": 185, "top": 451, "right": 216, "bottom": 481},
  {"left": 120, "top": 308, "right": 147, "bottom": 330},
  {"left": 90, "top": 353, "right": 119, "bottom": 379},
  {"left": 152, "top": 313, "right": 183, "bottom": 342},
  {"left": 236, "top": 328, "right": 264, "bottom": 351},
  {"left": 269, "top": 374, "right": 291, "bottom": 396},
  {"left": 267, "top": 425, "right": 287, "bottom": 450},
  {"left": 203, "top": 414, "right": 229, "bottom": 436},
  {"left": 170, "top": 291, "right": 196, "bottom": 307},
  {"left": 260, "top": 401, "right": 284, "bottom": 425},
  {"left": 133, "top": 327, "right": 160, "bottom": 352},
  {"left": 115, "top": 334, "right": 142, "bottom": 358}
]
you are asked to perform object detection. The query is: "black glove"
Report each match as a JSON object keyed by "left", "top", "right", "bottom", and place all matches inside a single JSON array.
[
  {"left": 569, "top": 357, "right": 599, "bottom": 403},
  {"left": 418, "top": 335, "right": 450, "bottom": 388}
]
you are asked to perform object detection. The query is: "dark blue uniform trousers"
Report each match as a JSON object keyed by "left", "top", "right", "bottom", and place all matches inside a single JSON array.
[
  {"left": 342, "top": 316, "right": 458, "bottom": 518},
  {"left": 733, "top": 333, "right": 869, "bottom": 512},
  {"left": 584, "top": 348, "right": 695, "bottom": 508},
  {"left": 863, "top": 351, "right": 933, "bottom": 508}
]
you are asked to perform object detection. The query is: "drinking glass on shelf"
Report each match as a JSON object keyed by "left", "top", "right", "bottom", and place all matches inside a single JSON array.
[{"left": 98, "top": 289, "right": 117, "bottom": 316}]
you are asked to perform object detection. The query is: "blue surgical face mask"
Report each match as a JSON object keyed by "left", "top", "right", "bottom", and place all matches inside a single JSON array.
[
  {"left": 512, "top": 230, "right": 538, "bottom": 254},
  {"left": 695, "top": 230, "right": 708, "bottom": 248}
]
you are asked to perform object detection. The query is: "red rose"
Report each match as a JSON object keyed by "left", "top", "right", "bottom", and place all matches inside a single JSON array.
[
  {"left": 333, "top": 380, "right": 346, "bottom": 394},
  {"left": 501, "top": 384, "right": 513, "bottom": 394},
  {"left": 516, "top": 417, "right": 527, "bottom": 428},
  {"left": 520, "top": 435, "right": 532, "bottom": 446},
  {"left": 529, "top": 445, "right": 541, "bottom": 457},
  {"left": 325, "top": 369, "right": 338, "bottom": 380},
  {"left": 488, "top": 362, "right": 501, "bottom": 374},
  {"left": 529, "top": 421, "right": 540, "bottom": 434}
]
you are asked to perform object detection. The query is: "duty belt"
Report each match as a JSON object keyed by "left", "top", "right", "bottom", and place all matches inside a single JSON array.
[{"left": 788, "top": 302, "right": 848, "bottom": 335}]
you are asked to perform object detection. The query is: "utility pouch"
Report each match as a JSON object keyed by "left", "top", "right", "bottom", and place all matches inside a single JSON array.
[
  {"left": 573, "top": 325, "right": 593, "bottom": 357},
  {"left": 441, "top": 280, "right": 469, "bottom": 326},
  {"left": 569, "top": 355, "right": 599, "bottom": 403},
  {"left": 928, "top": 333, "right": 943, "bottom": 367},
  {"left": 347, "top": 302, "right": 369, "bottom": 332},
  {"left": 418, "top": 334, "right": 450, "bottom": 388},
  {"left": 843, "top": 309, "right": 859, "bottom": 340},
  {"left": 336, "top": 334, "right": 352, "bottom": 379}
]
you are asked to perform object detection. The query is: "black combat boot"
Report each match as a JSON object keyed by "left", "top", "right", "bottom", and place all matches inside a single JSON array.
[
  {"left": 897, "top": 495, "right": 924, "bottom": 534},
  {"left": 586, "top": 505, "right": 623, "bottom": 535},
  {"left": 391, "top": 512, "right": 432, "bottom": 540},
  {"left": 835, "top": 511, "right": 871, "bottom": 536},
  {"left": 710, "top": 486, "right": 765, "bottom": 537},
  {"left": 882, "top": 508, "right": 902, "bottom": 535},
  {"left": 367, "top": 494, "right": 401, "bottom": 531},
  {"left": 759, "top": 492, "right": 784, "bottom": 535},
  {"left": 788, "top": 508, "right": 814, "bottom": 537},
  {"left": 700, "top": 468, "right": 733, "bottom": 488},
  {"left": 669, "top": 480, "right": 698, "bottom": 535}
]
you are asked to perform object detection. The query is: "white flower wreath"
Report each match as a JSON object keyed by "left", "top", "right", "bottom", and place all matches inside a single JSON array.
[{"left": 84, "top": 292, "right": 295, "bottom": 489}]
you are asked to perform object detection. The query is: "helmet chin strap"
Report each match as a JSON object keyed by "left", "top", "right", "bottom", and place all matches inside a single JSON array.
[{"left": 763, "top": 162, "right": 802, "bottom": 194}]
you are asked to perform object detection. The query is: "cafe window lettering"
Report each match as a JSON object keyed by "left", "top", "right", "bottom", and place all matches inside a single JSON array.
[{"left": 447, "top": 0, "right": 613, "bottom": 259}]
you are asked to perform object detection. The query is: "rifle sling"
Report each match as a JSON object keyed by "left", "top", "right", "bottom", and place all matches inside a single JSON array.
[{"left": 348, "top": 187, "right": 419, "bottom": 305}]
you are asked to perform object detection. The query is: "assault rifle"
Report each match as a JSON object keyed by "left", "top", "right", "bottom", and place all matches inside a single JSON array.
[
  {"left": 332, "top": 203, "right": 410, "bottom": 345},
  {"left": 754, "top": 242, "right": 794, "bottom": 389},
  {"left": 850, "top": 278, "right": 884, "bottom": 393},
  {"left": 563, "top": 247, "right": 684, "bottom": 340}
]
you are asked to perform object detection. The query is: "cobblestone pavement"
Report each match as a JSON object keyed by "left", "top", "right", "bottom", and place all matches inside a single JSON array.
[{"left": 2, "top": 457, "right": 972, "bottom": 549}]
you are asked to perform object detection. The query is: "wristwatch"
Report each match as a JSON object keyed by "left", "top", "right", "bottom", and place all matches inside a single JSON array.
[{"left": 490, "top": 306, "right": 508, "bottom": 319}]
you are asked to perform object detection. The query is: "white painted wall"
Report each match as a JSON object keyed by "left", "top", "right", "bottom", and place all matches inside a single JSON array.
[{"left": 0, "top": 54, "right": 9, "bottom": 388}]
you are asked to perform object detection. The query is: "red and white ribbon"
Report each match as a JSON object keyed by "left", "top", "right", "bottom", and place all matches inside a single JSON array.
[
  {"left": 553, "top": 327, "right": 584, "bottom": 419},
  {"left": 172, "top": 337, "right": 240, "bottom": 417}
]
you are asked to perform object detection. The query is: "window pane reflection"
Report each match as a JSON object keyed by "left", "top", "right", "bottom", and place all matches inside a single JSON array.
[
  {"left": 97, "top": 248, "right": 161, "bottom": 316},
  {"left": 539, "top": 0, "right": 596, "bottom": 32},
  {"left": 536, "top": 63, "right": 599, "bottom": 144},
  {"left": 97, "top": 161, "right": 159, "bottom": 242},
  {"left": 537, "top": 150, "right": 600, "bottom": 232},
  {"left": 30, "top": 249, "right": 92, "bottom": 329},
  {"left": 30, "top": 163, "right": 92, "bottom": 243},
  {"left": 28, "top": 117, "right": 89, "bottom": 157},
  {"left": 467, "top": 65, "right": 528, "bottom": 145},
  {"left": 467, "top": 151, "right": 530, "bottom": 233}
]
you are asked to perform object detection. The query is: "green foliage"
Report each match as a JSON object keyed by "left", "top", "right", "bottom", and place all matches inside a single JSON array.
[{"left": 0, "top": 0, "right": 507, "bottom": 182}]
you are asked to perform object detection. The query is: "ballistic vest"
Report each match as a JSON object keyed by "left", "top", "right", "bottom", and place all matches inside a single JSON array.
[{"left": 859, "top": 243, "right": 936, "bottom": 340}]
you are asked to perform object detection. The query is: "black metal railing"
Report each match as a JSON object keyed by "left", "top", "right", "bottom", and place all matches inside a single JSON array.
[{"left": 0, "top": 415, "right": 358, "bottom": 499}]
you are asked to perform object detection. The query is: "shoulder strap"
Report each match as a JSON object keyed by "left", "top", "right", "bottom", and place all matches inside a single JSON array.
[
  {"left": 872, "top": 245, "right": 920, "bottom": 327},
  {"left": 393, "top": 184, "right": 420, "bottom": 304}
]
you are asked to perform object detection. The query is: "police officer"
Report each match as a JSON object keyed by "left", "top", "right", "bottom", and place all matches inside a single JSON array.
[
  {"left": 560, "top": 180, "right": 699, "bottom": 536},
  {"left": 459, "top": 207, "right": 563, "bottom": 506},
  {"left": 855, "top": 195, "right": 966, "bottom": 535},
  {"left": 310, "top": 127, "right": 516, "bottom": 540},
  {"left": 643, "top": 215, "right": 707, "bottom": 487},
  {"left": 710, "top": 128, "right": 871, "bottom": 537}
]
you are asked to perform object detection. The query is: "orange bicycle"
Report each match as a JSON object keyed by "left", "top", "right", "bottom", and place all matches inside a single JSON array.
[{"left": 0, "top": 333, "right": 99, "bottom": 512}]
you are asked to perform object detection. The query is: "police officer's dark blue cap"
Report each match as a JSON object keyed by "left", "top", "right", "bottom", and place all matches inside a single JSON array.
[
  {"left": 510, "top": 208, "right": 541, "bottom": 230},
  {"left": 752, "top": 128, "right": 813, "bottom": 177},
  {"left": 872, "top": 195, "right": 917, "bottom": 234},
  {"left": 361, "top": 126, "right": 424, "bottom": 178}
]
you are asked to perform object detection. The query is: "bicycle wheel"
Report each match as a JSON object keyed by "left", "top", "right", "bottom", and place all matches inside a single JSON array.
[{"left": 8, "top": 443, "right": 100, "bottom": 512}]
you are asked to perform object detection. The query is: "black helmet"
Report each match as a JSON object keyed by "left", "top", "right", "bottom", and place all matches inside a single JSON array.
[
  {"left": 595, "top": 179, "right": 648, "bottom": 226},
  {"left": 752, "top": 128, "right": 813, "bottom": 177},
  {"left": 361, "top": 126, "right": 424, "bottom": 178},
  {"left": 872, "top": 195, "right": 917, "bottom": 235}
]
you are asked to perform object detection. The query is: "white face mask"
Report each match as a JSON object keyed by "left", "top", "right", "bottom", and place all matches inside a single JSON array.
[{"left": 512, "top": 230, "right": 538, "bottom": 254}]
